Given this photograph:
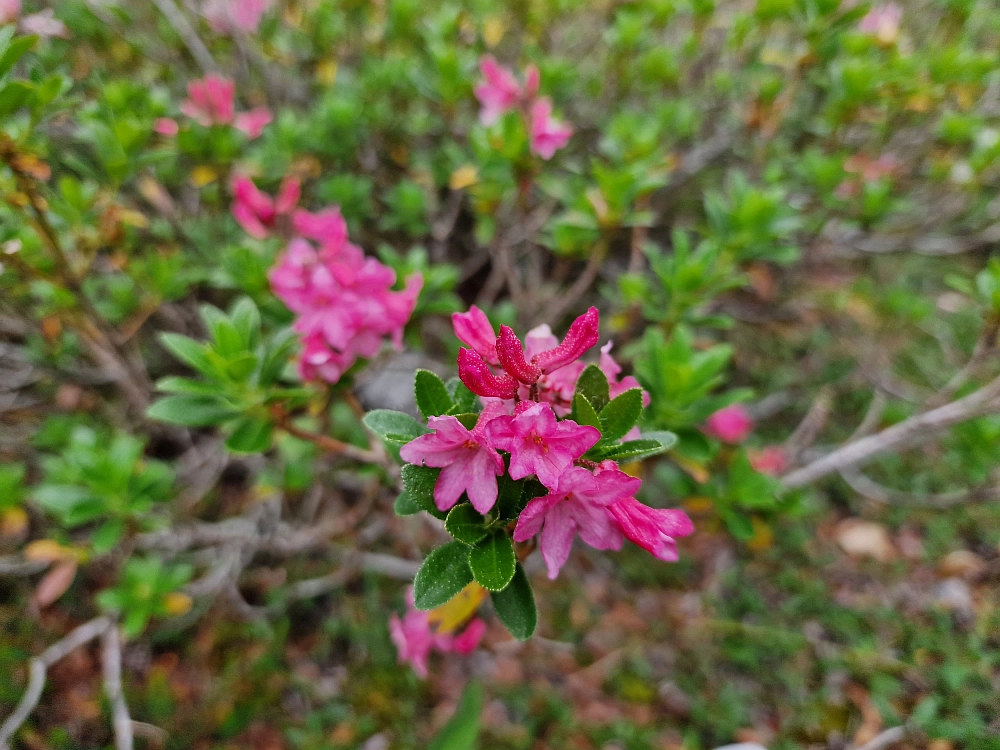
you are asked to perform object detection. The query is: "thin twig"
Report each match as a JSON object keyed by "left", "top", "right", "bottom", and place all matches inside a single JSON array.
[
  {"left": 781, "top": 374, "right": 1000, "bottom": 489},
  {"left": 839, "top": 467, "right": 1000, "bottom": 508},
  {"left": 850, "top": 726, "right": 908, "bottom": 750},
  {"left": 924, "top": 315, "right": 1000, "bottom": 409},
  {"left": 0, "top": 616, "right": 112, "bottom": 750},
  {"left": 150, "top": 0, "right": 218, "bottom": 74},
  {"left": 541, "top": 243, "right": 606, "bottom": 325},
  {"left": 783, "top": 386, "right": 834, "bottom": 464},
  {"left": 101, "top": 625, "right": 134, "bottom": 750}
]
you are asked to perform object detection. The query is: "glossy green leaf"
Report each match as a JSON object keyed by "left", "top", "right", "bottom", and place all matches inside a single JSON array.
[
  {"left": 363, "top": 409, "right": 431, "bottom": 446},
  {"left": 599, "top": 388, "right": 644, "bottom": 442},
  {"left": 574, "top": 365, "right": 610, "bottom": 412},
  {"left": 445, "top": 503, "right": 489, "bottom": 545},
  {"left": 469, "top": 531, "right": 516, "bottom": 591},
  {"left": 413, "top": 542, "right": 473, "bottom": 610},
  {"left": 147, "top": 394, "right": 240, "bottom": 427},
  {"left": 226, "top": 416, "right": 274, "bottom": 454},
  {"left": 415, "top": 369, "right": 453, "bottom": 419},
  {"left": 490, "top": 563, "right": 536, "bottom": 640}
]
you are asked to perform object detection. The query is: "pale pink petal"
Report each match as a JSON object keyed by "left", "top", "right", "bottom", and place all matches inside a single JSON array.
[
  {"left": 450, "top": 618, "right": 486, "bottom": 654},
  {"left": 234, "top": 106, "right": 273, "bottom": 139},
  {"left": 153, "top": 118, "right": 179, "bottom": 136},
  {"left": 539, "top": 504, "right": 576, "bottom": 579}
]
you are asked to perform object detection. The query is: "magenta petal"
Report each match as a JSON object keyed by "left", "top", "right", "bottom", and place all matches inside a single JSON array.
[
  {"left": 452, "top": 306, "right": 499, "bottom": 365},
  {"left": 539, "top": 504, "right": 576, "bottom": 580},
  {"left": 435, "top": 462, "right": 470, "bottom": 512}
]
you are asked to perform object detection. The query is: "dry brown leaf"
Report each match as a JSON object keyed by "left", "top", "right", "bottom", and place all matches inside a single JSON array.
[
  {"left": 835, "top": 519, "right": 895, "bottom": 562},
  {"left": 938, "top": 550, "right": 985, "bottom": 579},
  {"left": 34, "top": 560, "right": 77, "bottom": 608}
]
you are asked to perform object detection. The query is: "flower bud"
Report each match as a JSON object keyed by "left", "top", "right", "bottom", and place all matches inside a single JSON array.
[
  {"left": 496, "top": 325, "right": 541, "bottom": 384},
  {"left": 457, "top": 348, "right": 519, "bottom": 400}
]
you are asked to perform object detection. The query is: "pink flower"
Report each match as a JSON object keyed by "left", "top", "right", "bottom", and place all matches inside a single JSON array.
[
  {"left": 19, "top": 9, "right": 68, "bottom": 38},
  {"left": 495, "top": 307, "right": 600, "bottom": 386},
  {"left": 203, "top": 0, "right": 271, "bottom": 34},
  {"left": 399, "top": 405, "right": 506, "bottom": 514},
  {"left": 513, "top": 465, "right": 639, "bottom": 579},
  {"left": 0, "top": 0, "right": 20, "bottom": 25},
  {"left": 179, "top": 75, "right": 272, "bottom": 139},
  {"left": 474, "top": 56, "right": 523, "bottom": 126},
  {"left": 291, "top": 208, "right": 350, "bottom": 248},
  {"left": 268, "top": 225, "right": 423, "bottom": 383},
  {"left": 748, "top": 446, "right": 788, "bottom": 476},
  {"left": 230, "top": 174, "right": 300, "bottom": 239},
  {"left": 452, "top": 305, "right": 499, "bottom": 365},
  {"left": 607, "top": 497, "right": 694, "bottom": 562},
  {"left": 153, "top": 118, "right": 179, "bottom": 137},
  {"left": 457, "top": 348, "right": 520, "bottom": 400},
  {"left": 485, "top": 402, "right": 599, "bottom": 489},
  {"left": 704, "top": 404, "right": 753, "bottom": 444},
  {"left": 389, "top": 589, "right": 485, "bottom": 678},
  {"left": 234, "top": 106, "right": 273, "bottom": 139},
  {"left": 529, "top": 98, "right": 572, "bottom": 160},
  {"left": 180, "top": 74, "right": 235, "bottom": 126},
  {"left": 859, "top": 2, "right": 901, "bottom": 44},
  {"left": 451, "top": 617, "right": 487, "bottom": 654}
]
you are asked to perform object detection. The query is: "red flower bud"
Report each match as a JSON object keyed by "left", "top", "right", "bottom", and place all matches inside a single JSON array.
[
  {"left": 496, "top": 325, "right": 541, "bottom": 385},
  {"left": 457, "top": 348, "right": 520, "bottom": 400},
  {"left": 531, "top": 306, "right": 600, "bottom": 374}
]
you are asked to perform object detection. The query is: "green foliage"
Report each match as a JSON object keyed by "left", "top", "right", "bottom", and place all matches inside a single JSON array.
[
  {"left": 97, "top": 557, "right": 192, "bottom": 638},
  {"left": 413, "top": 542, "right": 474, "bottom": 611},
  {"left": 490, "top": 563, "right": 537, "bottom": 640},
  {"left": 427, "top": 681, "right": 483, "bottom": 750}
]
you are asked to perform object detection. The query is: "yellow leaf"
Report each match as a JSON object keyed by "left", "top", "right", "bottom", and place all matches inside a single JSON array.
[
  {"left": 164, "top": 592, "right": 193, "bottom": 616},
  {"left": 189, "top": 165, "right": 218, "bottom": 187},
  {"left": 0, "top": 507, "right": 28, "bottom": 537},
  {"left": 683, "top": 496, "right": 715, "bottom": 515},
  {"left": 428, "top": 581, "right": 486, "bottom": 633},
  {"left": 673, "top": 455, "right": 710, "bottom": 484},
  {"left": 747, "top": 517, "right": 773, "bottom": 552},
  {"left": 316, "top": 59, "right": 338, "bottom": 87},
  {"left": 619, "top": 461, "right": 642, "bottom": 478},
  {"left": 483, "top": 16, "right": 505, "bottom": 48},
  {"left": 119, "top": 208, "right": 149, "bottom": 229},
  {"left": 449, "top": 165, "right": 479, "bottom": 190},
  {"left": 906, "top": 93, "right": 932, "bottom": 112},
  {"left": 24, "top": 539, "right": 73, "bottom": 563}
]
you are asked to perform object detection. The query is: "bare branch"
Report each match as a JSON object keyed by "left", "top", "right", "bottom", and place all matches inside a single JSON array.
[
  {"left": 101, "top": 626, "right": 134, "bottom": 750},
  {"left": 0, "top": 556, "right": 48, "bottom": 577},
  {"left": 850, "top": 726, "right": 908, "bottom": 750},
  {"left": 0, "top": 616, "right": 112, "bottom": 750},
  {"left": 541, "top": 244, "right": 606, "bottom": 325},
  {"left": 783, "top": 386, "right": 834, "bottom": 464},
  {"left": 150, "top": 0, "right": 219, "bottom": 74},
  {"left": 781, "top": 375, "right": 1000, "bottom": 489}
]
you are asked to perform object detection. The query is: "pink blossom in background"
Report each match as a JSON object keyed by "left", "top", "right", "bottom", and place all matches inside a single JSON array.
[
  {"left": 153, "top": 118, "right": 179, "bottom": 137},
  {"left": 486, "top": 402, "right": 600, "bottom": 489},
  {"left": 203, "top": 0, "right": 271, "bottom": 34},
  {"left": 19, "top": 9, "right": 68, "bottom": 38},
  {"left": 452, "top": 305, "right": 499, "bottom": 365},
  {"left": 748, "top": 446, "right": 788, "bottom": 476},
  {"left": 528, "top": 98, "right": 573, "bottom": 160},
  {"left": 474, "top": 56, "right": 523, "bottom": 126},
  {"left": 399, "top": 404, "right": 507, "bottom": 514},
  {"left": 291, "top": 208, "right": 350, "bottom": 248},
  {"left": 268, "top": 210, "right": 423, "bottom": 383},
  {"left": 0, "top": 0, "right": 20, "bottom": 25},
  {"left": 859, "top": 2, "right": 902, "bottom": 44},
  {"left": 607, "top": 496, "right": 694, "bottom": 562},
  {"left": 179, "top": 74, "right": 272, "bottom": 140},
  {"left": 600, "top": 341, "right": 649, "bottom": 406},
  {"left": 703, "top": 404, "right": 753, "bottom": 444},
  {"left": 234, "top": 106, "right": 273, "bottom": 139},
  {"left": 388, "top": 589, "right": 485, "bottom": 678},
  {"left": 230, "top": 174, "right": 300, "bottom": 239},
  {"left": 513, "top": 465, "right": 640, "bottom": 579},
  {"left": 180, "top": 74, "right": 236, "bottom": 126}
]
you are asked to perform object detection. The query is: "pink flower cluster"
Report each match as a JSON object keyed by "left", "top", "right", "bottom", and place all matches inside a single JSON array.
[
  {"left": 474, "top": 56, "right": 573, "bottom": 160},
  {"left": 401, "top": 307, "right": 693, "bottom": 579},
  {"left": 389, "top": 589, "right": 485, "bottom": 678},
  {"left": 245, "top": 178, "right": 422, "bottom": 383},
  {"left": 0, "top": 0, "right": 68, "bottom": 38},
  {"left": 203, "top": 0, "right": 271, "bottom": 34},
  {"left": 702, "top": 403, "right": 788, "bottom": 476},
  {"left": 156, "top": 75, "right": 273, "bottom": 141},
  {"left": 858, "top": 2, "right": 902, "bottom": 44}
]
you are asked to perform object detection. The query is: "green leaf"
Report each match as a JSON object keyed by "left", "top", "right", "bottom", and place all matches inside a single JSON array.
[
  {"left": 571, "top": 394, "right": 602, "bottom": 432},
  {"left": 428, "top": 681, "right": 483, "bottom": 750},
  {"left": 226, "top": 416, "right": 274, "bottom": 454},
  {"left": 591, "top": 437, "right": 671, "bottom": 462},
  {"left": 363, "top": 409, "right": 431, "bottom": 446},
  {"left": 469, "top": 531, "right": 516, "bottom": 591},
  {"left": 574, "top": 365, "right": 610, "bottom": 412},
  {"left": 599, "top": 388, "right": 644, "bottom": 442},
  {"left": 0, "top": 79, "right": 31, "bottom": 117},
  {"left": 229, "top": 297, "right": 261, "bottom": 350},
  {"left": 494, "top": 474, "right": 526, "bottom": 521},
  {"left": 394, "top": 490, "right": 422, "bottom": 515},
  {"left": 453, "top": 413, "right": 479, "bottom": 430},
  {"left": 158, "top": 333, "right": 215, "bottom": 377},
  {"left": 722, "top": 509, "right": 754, "bottom": 541},
  {"left": 413, "top": 542, "right": 474, "bottom": 610},
  {"left": 415, "top": 369, "right": 453, "bottom": 420},
  {"left": 0, "top": 34, "right": 37, "bottom": 79},
  {"left": 92, "top": 520, "right": 124, "bottom": 555},
  {"left": 147, "top": 395, "right": 240, "bottom": 427},
  {"left": 258, "top": 328, "right": 297, "bottom": 386},
  {"left": 399, "top": 464, "right": 445, "bottom": 517},
  {"left": 446, "top": 378, "right": 479, "bottom": 414},
  {"left": 490, "top": 563, "right": 536, "bottom": 640},
  {"left": 445, "top": 503, "right": 489, "bottom": 545}
]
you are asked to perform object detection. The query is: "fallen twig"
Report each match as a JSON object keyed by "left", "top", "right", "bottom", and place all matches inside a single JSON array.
[
  {"left": 0, "top": 616, "right": 112, "bottom": 750},
  {"left": 850, "top": 726, "right": 908, "bottom": 750},
  {"left": 101, "top": 625, "right": 134, "bottom": 750}
]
